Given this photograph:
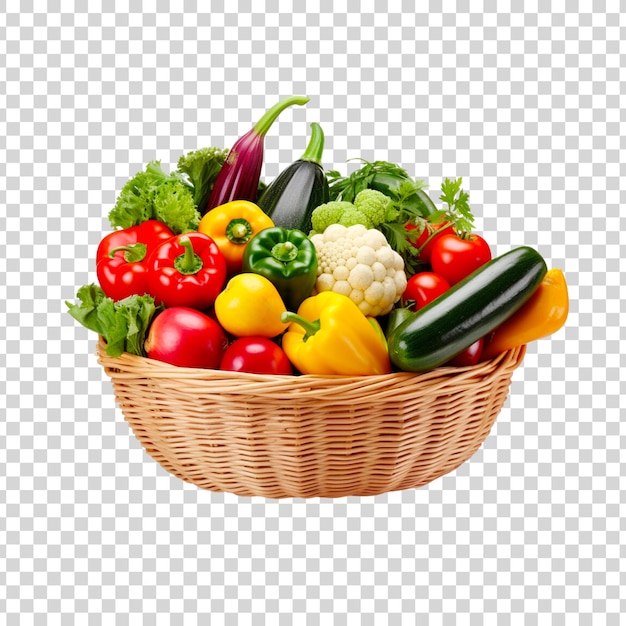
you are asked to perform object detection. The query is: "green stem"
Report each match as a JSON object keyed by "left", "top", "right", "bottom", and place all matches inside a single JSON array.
[
  {"left": 271, "top": 241, "right": 298, "bottom": 263},
  {"left": 226, "top": 218, "right": 254, "bottom": 244},
  {"left": 108, "top": 243, "right": 147, "bottom": 263},
  {"left": 173, "top": 237, "right": 203, "bottom": 275},
  {"left": 281, "top": 311, "right": 320, "bottom": 341},
  {"left": 253, "top": 95, "right": 310, "bottom": 137},
  {"left": 299, "top": 122, "right": 325, "bottom": 164},
  {"left": 415, "top": 222, "right": 453, "bottom": 255}
]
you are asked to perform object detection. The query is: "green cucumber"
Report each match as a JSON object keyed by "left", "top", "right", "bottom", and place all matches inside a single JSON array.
[{"left": 388, "top": 246, "right": 547, "bottom": 372}]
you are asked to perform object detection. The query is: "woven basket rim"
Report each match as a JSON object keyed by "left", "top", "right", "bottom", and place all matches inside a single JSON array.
[{"left": 96, "top": 336, "right": 526, "bottom": 385}]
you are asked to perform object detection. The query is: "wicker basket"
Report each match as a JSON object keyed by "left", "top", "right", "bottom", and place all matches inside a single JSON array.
[{"left": 96, "top": 337, "right": 525, "bottom": 499}]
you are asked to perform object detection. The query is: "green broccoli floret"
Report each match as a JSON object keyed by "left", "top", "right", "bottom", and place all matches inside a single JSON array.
[
  {"left": 310, "top": 201, "right": 355, "bottom": 234},
  {"left": 177, "top": 146, "right": 229, "bottom": 212},
  {"left": 353, "top": 188, "right": 393, "bottom": 228},
  {"left": 309, "top": 191, "right": 395, "bottom": 235},
  {"left": 338, "top": 207, "right": 374, "bottom": 228}
]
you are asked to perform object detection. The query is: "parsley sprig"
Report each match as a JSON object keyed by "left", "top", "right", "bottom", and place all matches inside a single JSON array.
[{"left": 429, "top": 177, "right": 475, "bottom": 236}]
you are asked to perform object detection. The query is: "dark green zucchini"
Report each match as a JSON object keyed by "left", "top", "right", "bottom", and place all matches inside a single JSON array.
[
  {"left": 388, "top": 247, "right": 548, "bottom": 372},
  {"left": 257, "top": 122, "right": 329, "bottom": 233}
]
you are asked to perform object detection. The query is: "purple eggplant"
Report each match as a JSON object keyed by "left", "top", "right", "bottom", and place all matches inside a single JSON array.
[{"left": 204, "top": 95, "right": 310, "bottom": 214}]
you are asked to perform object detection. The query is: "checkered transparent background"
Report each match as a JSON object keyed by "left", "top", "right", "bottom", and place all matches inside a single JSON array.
[{"left": 1, "top": 2, "right": 624, "bottom": 624}]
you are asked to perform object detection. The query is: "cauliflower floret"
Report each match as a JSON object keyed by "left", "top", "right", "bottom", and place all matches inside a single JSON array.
[
  {"left": 375, "top": 246, "right": 397, "bottom": 269},
  {"left": 310, "top": 224, "right": 407, "bottom": 316},
  {"left": 361, "top": 228, "right": 388, "bottom": 251}
]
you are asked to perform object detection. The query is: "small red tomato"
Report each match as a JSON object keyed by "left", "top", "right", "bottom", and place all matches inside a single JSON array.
[
  {"left": 144, "top": 307, "right": 228, "bottom": 369},
  {"left": 220, "top": 337, "right": 293, "bottom": 375},
  {"left": 406, "top": 218, "right": 454, "bottom": 263},
  {"left": 447, "top": 337, "right": 485, "bottom": 367},
  {"left": 403, "top": 272, "right": 451, "bottom": 310},
  {"left": 430, "top": 233, "right": 492, "bottom": 285}
]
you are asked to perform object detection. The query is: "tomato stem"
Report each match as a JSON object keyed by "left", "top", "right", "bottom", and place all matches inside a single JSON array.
[{"left": 413, "top": 220, "right": 454, "bottom": 255}]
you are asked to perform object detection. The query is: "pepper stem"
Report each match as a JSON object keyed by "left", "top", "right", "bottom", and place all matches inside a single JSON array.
[
  {"left": 173, "top": 237, "right": 203, "bottom": 275},
  {"left": 253, "top": 96, "right": 310, "bottom": 137},
  {"left": 226, "top": 218, "right": 254, "bottom": 244},
  {"left": 299, "top": 122, "right": 325, "bottom": 164},
  {"left": 108, "top": 243, "right": 147, "bottom": 263},
  {"left": 271, "top": 241, "right": 298, "bottom": 263},
  {"left": 281, "top": 311, "right": 321, "bottom": 342}
]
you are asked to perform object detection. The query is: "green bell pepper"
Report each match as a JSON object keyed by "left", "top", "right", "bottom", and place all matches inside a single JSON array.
[{"left": 242, "top": 226, "right": 318, "bottom": 311}]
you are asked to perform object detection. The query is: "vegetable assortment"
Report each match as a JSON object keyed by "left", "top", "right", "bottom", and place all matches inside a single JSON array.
[{"left": 68, "top": 96, "right": 569, "bottom": 376}]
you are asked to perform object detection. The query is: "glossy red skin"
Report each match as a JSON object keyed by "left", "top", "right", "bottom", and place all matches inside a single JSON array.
[
  {"left": 96, "top": 220, "right": 175, "bottom": 301},
  {"left": 447, "top": 337, "right": 485, "bottom": 367},
  {"left": 220, "top": 337, "right": 293, "bottom": 375},
  {"left": 147, "top": 232, "right": 227, "bottom": 310},
  {"left": 430, "top": 233, "right": 492, "bottom": 285},
  {"left": 145, "top": 307, "right": 228, "bottom": 369},
  {"left": 406, "top": 219, "right": 454, "bottom": 263},
  {"left": 403, "top": 272, "right": 451, "bottom": 310}
]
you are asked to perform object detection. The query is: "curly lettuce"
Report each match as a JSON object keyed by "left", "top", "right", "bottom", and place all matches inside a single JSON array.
[
  {"left": 108, "top": 160, "right": 198, "bottom": 234},
  {"left": 176, "top": 146, "right": 229, "bottom": 213},
  {"left": 108, "top": 147, "right": 228, "bottom": 234}
]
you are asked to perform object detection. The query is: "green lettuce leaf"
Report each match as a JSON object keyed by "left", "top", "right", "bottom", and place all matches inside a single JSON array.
[{"left": 66, "top": 284, "right": 162, "bottom": 357}]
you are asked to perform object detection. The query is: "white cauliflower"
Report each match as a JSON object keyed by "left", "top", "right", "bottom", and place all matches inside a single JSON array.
[{"left": 310, "top": 223, "right": 408, "bottom": 316}]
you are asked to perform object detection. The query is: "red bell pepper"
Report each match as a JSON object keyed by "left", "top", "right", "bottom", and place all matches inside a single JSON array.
[
  {"left": 96, "top": 219, "right": 175, "bottom": 301},
  {"left": 147, "top": 232, "right": 227, "bottom": 310}
]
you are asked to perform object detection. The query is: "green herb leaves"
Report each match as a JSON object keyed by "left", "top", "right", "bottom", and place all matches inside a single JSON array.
[{"left": 435, "top": 177, "right": 474, "bottom": 235}]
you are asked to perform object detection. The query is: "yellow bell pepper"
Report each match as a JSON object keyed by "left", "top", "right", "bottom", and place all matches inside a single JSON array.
[
  {"left": 280, "top": 292, "right": 391, "bottom": 376},
  {"left": 214, "top": 273, "right": 288, "bottom": 338},
  {"left": 198, "top": 200, "right": 274, "bottom": 275},
  {"left": 482, "top": 268, "right": 569, "bottom": 360}
]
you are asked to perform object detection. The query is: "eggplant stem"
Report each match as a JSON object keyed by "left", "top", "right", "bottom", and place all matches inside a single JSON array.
[
  {"left": 299, "top": 122, "right": 325, "bottom": 164},
  {"left": 253, "top": 96, "right": 310, "bottom": 137}
]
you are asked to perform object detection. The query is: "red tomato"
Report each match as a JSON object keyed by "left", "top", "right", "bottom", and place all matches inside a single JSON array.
[
  {"left": 406, "top": 218, "right": 454, "bottom": 263},
  {"left": 447, "top": 337, "right": 485, "bottom": 367},
  {"left": 220, "top": 337, "right": 293, "bottom": 375},
  {"left": 144, "top": 307, "right": 228, "bottom": 369},
  {"left": 430, "top": 233, "right": 492, "bottom": 285},
  {"left": 403, "top": 272, "right": 450, "bottom": 310}
]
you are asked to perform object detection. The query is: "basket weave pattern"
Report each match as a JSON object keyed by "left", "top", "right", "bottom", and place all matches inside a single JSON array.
[{"left": 97, "top": 338, "right": 525, "bottom": 499}]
